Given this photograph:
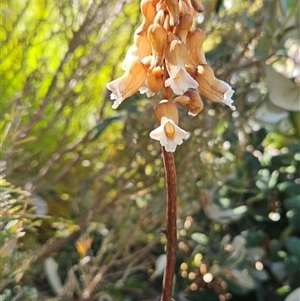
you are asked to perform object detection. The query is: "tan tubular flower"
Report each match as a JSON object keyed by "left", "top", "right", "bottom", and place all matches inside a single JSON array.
[
  {"left": 186, "top": 28, "right": 207, "bottom": 67},
  {"left": 163, "top": 13, "right": 172, "bottom": 32},
  {"left": 147, "top": 24, "right": 168, "bottom": 68},
  {"left": 165, "top": 33, "right": 198, "bottom": 95},
  {"left": 149, "top": 100, "right": 189, "bottom": 152},
  {"left": 156, "top": 1, "right": 167, "bottom": 14},
  {"left": 190, "top": 0, "right": 205, "bottom": 12},
  {"left": 154, "top": 9, "right": 166, "bottom": 26},
  {"left": 134, "top": 32, "right": 152, "bottom": 56},
  {"left": 136, "top": 0, "right": 158, "bottom": 35},
  {"left": 107, "top": 57, "right": 147, "bottom": 109},
  {"left": 179, "top": 0, "right": 189, "bottom": 14},
  {"left": 139, "top": 66, "right": 163, "bottom": 97},
  {"left": 186, "top": 64, "right": 236, "bottom": 111},
  {"left": 122, "top": 33, "right": 152, "bottom": 70},
  {"left": 174, "top": 90, "right": 204, "bottom": 116},
  {"left": 174, "top": 13, "right": 193, "bottom": 44},
  {"left": 154, "top": 99, "right": 179, "bottom": 124},
  {"left": 181, "top": 0, "right": 196, "bottom": 15},
  {"left": 165, "top": 0, "right": 180, "bottom": 26}
]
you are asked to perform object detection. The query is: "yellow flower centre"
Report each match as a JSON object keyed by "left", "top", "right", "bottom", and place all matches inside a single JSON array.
[{"left": 164, "top": 121, "right": 175, "bottom": 137}]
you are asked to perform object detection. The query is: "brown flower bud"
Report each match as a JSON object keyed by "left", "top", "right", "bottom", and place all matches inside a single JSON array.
[
  {"left": 154, "top": 99, "right": 179, "bottom": 125},
  {"left": 154, "top": 9, "right": 167, "bottom": 26},
  {"left": 156, "top": 0, "right": 167, "bottom": 11},
  {"left": 146, "top": 67, "right": 164, "bottom": 93},
  {"left": 133, "top": 31, "right": 152, "bottom": 56},
  {"left": 174, "top": 13, "right": 193, "bottom": 44},
  {"left": 163, "top": 13, "right": 172, "bottom": 32},
  {"left": 137, "top": 0, "right": 158, "bottom": 35},
  {"left": 165, "top": 33, "right": 186, "bottom": 66},
  {"left": 147, "top": 24, "right": 168, "bottom": 68},
  {"left": 174, "top": 90, "right": 204, "bottom": 116},
  {"left": 181, "top": 0, "right": 196, "bottom": 15},
  {"left": 190, "top": 0, "right": 205, "bottom": 12},
  {"left": 178, "top": 0, "right": 189, "bottom": 14},
  {"left": 165, "top": 0, "right": 180, "bottom": 26},
  {"left": 186, "top": 28, "right": 207, "bottom": 66},
  {"left": 150, "top": 100, "right": 189, "bottom": 152}
]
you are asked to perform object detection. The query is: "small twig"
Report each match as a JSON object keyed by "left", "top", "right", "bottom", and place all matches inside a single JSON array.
[
  {"left": 11, "top": 289, "right": 23, "bottom": 301},
  {"left": 161, "top": 147, "right": 177, "bottom": 301},
  {"left": 80, "top": 247, "right": 124, "bottom": 300}
]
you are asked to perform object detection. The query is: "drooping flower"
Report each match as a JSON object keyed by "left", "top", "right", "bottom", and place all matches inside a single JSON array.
[
  {"left": 107, "top": 57, "right": 147, "bottom": 109},
  {"left": 173, "top": 13, "right": 193, "bottom": 44},
  {"left": 139, "top": 65, "right": 163, "bottom": 97},
  {"left": 147, "top": 23, "right": 168, "bottom": 68},
  {"left": 164, "top": 0, "right": 180, "bottom": 26},
  {"left": 186, "top": 64, "right": 236, "bottom": 110},
  {"left": 173, "top": 90, "right": 204, "bottom": 116},
  {"left": 150, "top": 117, "right": 189, "bottom": 152},
  {"left": 149, "top": 100, "right": 189, "bottom": 152},
  {"left": 186, "top": 28, "right": 207, "bottom": 67},
  {"left": 136, "top": 0, "right": 160, "bottom": 35},
  {"left": 190, "top": 0, "right": 205, "bottom": 12},
  {"left": 122, "top": 33, "right": 152, "bottom": 70},
  {"left": 164, "top": 33, "right": 198, "bottom": 95}
]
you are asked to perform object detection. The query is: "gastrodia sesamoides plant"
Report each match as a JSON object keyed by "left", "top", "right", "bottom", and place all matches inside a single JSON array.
[{"left": 106, "top": 0, "right": 236, "bottom": 152}]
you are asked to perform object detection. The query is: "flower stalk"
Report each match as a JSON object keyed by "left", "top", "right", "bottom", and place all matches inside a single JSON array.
[{"left": 161, "top": 146, "right": 177, "bottom": 301}]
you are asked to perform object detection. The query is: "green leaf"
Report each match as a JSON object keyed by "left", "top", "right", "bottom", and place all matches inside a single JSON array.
[
  {"left": 284, "top": 237, "right": 300, "bottom": 257},
  {"left": 284, "top": 195, "right": 300, "bottom": 210},
  {"left": 255, "top": 100, "right": 288, "bottom": 123},
  {"left": 191, "top": 232, "right": 208, "bottom": 245},
  {"left": 277, "top": 181, "right": 300, "bottom": 196},
  {"left": 265, "top": 65, "right": 300, "bottom": 112},
  {"left": 285, "top": 288, "right": 300, "bottom": 301},
  {"left": 290, "top": 111, "right": 300, "bottom": 138}
]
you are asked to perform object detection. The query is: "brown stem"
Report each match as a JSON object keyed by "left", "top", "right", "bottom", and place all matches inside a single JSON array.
[{"left": 161, "top": 147, "right": 177, "bottom": 301}]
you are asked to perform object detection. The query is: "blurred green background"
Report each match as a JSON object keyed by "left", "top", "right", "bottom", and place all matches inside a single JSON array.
[{"left": 1, "top": 0, "right": 299, "bottom": 300}]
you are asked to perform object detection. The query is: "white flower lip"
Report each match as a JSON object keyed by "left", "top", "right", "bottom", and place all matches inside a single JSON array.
[
  {"left": 139, "top": 84, "right": 155, "bottom": 98},
  {"left": 165, "top": 38, "right": 199, "bottom": 95},
  {"left": 149, "top": 118, "right": 189, "bottom": 152},
  {"left": 164, "top": 68, "right": 198, "bottom": 95},
  {"left": 223, "top": 86, "right": 236, "bottom": 111}
]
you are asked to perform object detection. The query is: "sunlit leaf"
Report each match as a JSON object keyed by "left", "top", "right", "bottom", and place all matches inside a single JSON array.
[
  {"left": 255, "top": 100, "right": 289, "bottom": 123},
  {"left": 285, "top": 287, "right": 300, "bottom": 301},
  {"left": 265, "top": 65, "right": 300, "bottom": 112}
]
